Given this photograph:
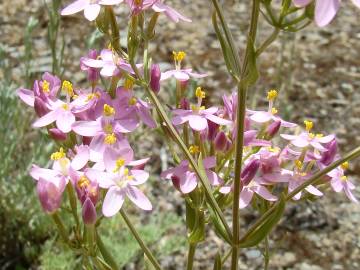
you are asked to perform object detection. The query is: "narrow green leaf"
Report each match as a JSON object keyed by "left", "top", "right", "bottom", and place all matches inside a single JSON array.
[
  {"left": 213, "top": 252, "right": 222, "bottom": 270},
  {"left": 239, "top": 195, "right": 285, "bottom": 248},
  {"left": 208, "top": 206, "right": 232, "bottom": 245},
  {"left": 243, "top": 38, "right": 259, "bottom": 86}
]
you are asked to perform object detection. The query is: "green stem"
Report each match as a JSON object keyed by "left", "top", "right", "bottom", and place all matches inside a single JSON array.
[
  {"left": 239, "top": 146, "right": 360, "bottom": 244},
  {"left": 51, "top": 212, "right": 69, "bottom": 243},
  {"left": 96, "top": 231, "right": 119, "bottom": 270},
  {"left": 256, "top": 28, "right": 279, "bottom": 57},
  {"left": 231, "top": 1, "right": 260, "bottom": 270},
  {"left": 66, "top": 183, "right": 80, "bottom": 230},
  {"left": 120, "top": 209, "right": 162, "bottom": 270},
  {"left": 186, "top": 243, "right": 197, "bottom": 270}
]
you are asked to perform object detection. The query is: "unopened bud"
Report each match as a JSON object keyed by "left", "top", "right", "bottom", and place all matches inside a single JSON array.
[
  {"left": 37, "top": 178, "right": 64, "bottom": 214},
  {"left": 241, "top": 159, "right": 260, "bottom": 186},
  {"left": 214, "top": 131, "right": 230, "bottom": 151},
  {"left": 49, "top": 128, "right": 67, "bottom": 141},
  {"left": 150, "top": 64, "right": 161, "bottom": 94},
  {"left": 266, "top": 120, "right": 281, "bottom": 137},
  {"left": 320, "top": 140, "right": 337, "bottom": 166},
  {"left": 82, "top": 198, "right": 97, "bottom": 225},
  {"left": 180, "top": 97, "right": 190, "bottom": 110},
  {"left": 34, "top": 97, "right": 49, "bottom": 117}
]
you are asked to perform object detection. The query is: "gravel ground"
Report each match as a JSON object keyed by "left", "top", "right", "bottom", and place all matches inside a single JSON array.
[{"left": 1, "top": 0, "right": 360, "bottom": 269}]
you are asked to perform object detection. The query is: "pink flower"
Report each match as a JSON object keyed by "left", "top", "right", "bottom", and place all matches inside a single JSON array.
[
  {"left": 61, "top": 0, "right": 123, "bottom": 21},
  {"left": 280, "top": 132, "right": 335, "bottom": 151},
  {"left": 328, "top": 166, "right": 358, "bottom": 203},
  {"left": 17, "top": 72, "right": 61, "bottom": 107},
  {"left": 37, "top": 177, "right": 66, "bottom": 213},
  {"left": 161, "top": 157, "right": 222, "bottom": 194},
  {"left": 160, "top": 68, "right": 207, "bottom": 82},
  {"left": 115, "top": 88, "right": 156, "bottom": 128},
  {"left": 82, "top": 49, "right": 138, "bottom": 77},
  {"left": 293, "top": 0, "right": 360, "bottom": 27},
  {"left": 80, "top": 49, "right": 100, "bottom": 82},
  {"left": 126, "top": 0, "right": 191, "bottom": 23},
  {"left": 86, "top": 147, "right": 152, "bottom": 217}
]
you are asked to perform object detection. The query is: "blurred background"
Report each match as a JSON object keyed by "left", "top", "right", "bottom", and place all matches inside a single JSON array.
[{"left": 0, "top": 0, "right": 359, "bottom": 269}]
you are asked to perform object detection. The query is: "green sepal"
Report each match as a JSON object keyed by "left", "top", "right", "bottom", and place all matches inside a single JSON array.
[{"left": 213, "top": 252, "right": 222, "bottom": 270}]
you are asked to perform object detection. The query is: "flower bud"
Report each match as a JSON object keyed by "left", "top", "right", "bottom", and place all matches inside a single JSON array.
[
  {"left": 81, "top": 49, "right": 100, "bottom": 82},
  {"left": 171, "top": 175, "right": 181, "bottom": 192},
  {"left": 207, "top": 120, "right": 219, "bottom": 141},
  {"left": 49, "top": 128, "right": 67, "bottom": 141},
  {"left": 34, "top": 97, "right": 48, "bottom": 117},
  {"left": 320, "top": 140, "right": 337, "bottom": 166},
  {"left": 180, "top": 97, "right": 190, "bottom": 110},
  {"left": 82, "top": 198, "right": 97, "bottom": 225},
  {"left": 150, "top": 64, "right": 161, "bottom": 94},
  {"left": 37, "top": 178, "right": 64, "bottom": 214},
  {"left": 241, "top": 159, "right": 260, "bottom": 186},
  {"left": 214, "top": 131, "right": 230, "bottom": 151},
  {"left": 266, "top": 120, "right": 281, "bottom": 137}
]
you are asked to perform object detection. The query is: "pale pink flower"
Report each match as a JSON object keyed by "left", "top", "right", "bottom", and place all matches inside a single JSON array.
[
  {"left": 160, "top": 68, "right": 207, "bottom": 82},
  {"left": 293, "top": 0, "right": 360, "bottom": 27},
  {"left": 161, "top": 157, "right": 222, "bottom": 194},
  {"left": 328, "top": 167, "right": 358, "bottom": 203},
  {"left": 86, "top": 147, "right": 152, "bottom": 217},
  {"left": 280, "top": 132, "right": 335, "bottom": 151},
  {"left": 61, "top": 0, "right": 123, "bottom": 21},
  {"left": 286, "top": 169, "right": 323, "bottom": 200}
]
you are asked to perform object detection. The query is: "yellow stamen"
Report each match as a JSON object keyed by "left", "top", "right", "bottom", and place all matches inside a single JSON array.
[
  {"left": 62, "top": 80, "right": 74, "bottom": 97},
  {"left": 72, "top": 94, "right": 78, "bottom": 99},
  {"left": 129, "top": 97, "right": 137, "bottom": 106},
  {"left": 77, "top": 175, "right": 90, "bottom": 189},
  {"left": 316, "top": 133, "right": 323, "bottom": 138},
  {"left": 103, "top": 104, "right": 115, "bottom": 117},
  {"left": 271, "top": 107, "right": 278, "bottom": 114},
  {"left": 341, "top": 162, "right": 349, "bottom": 170},
  {"left": 295, "top": 160, "right": 303, "bottom": 170},
  {"left": 42, "top": 80, "right": 50, "bottom": 93},
  {"left": 124, "top": 77, "right": 135, "bottom": 90},
  {"left": 304, "top": 120, "right": 313, "bottom": 132},
  {"left": 104, "top": 133, "right": 117, "bottom": 145},
  {"left": 85, "top": 92, "right": 100, "bottom": 102},
  {"left": 51, "top": 147, "right": 66, "bottom": 160},
  {"left": 267, "top": 89, "right": 278, "bottom": 101},
  {"left": 62, "top": 104, "right": 69, "bottom": 110},
  {"left": 103, "top": 124, "right": 113, "bottom": 134},
  {"left": 309, "top": 133, "right": 315, "bottom": 139},
  {"left": 173, "top": 51, "right": 186, "bottom": 62},
  {"left": 195, "top": 87, "right": 206, "bottom": 99},
  {"left": 113, "top": 158, "right": 125, "bottom": 173},
  {"left": 341, "top": 175, "right": 348, "bottom": 181},
  {"left": 189, "top": 145, "right": 200, "bottom": 154}
]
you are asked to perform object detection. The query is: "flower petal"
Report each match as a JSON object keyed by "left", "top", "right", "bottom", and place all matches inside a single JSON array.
[
  {"left": 72, "top": 120, "right": 101, "bottom": 136},
  {"left": 126, "top": 186, "right": 152, "bottom": 210},
  {"left": 239, "top": 188, "right": 253, "bottom": 208},
  {"left": 33, "top": 110, "right": 58, "bottom": 128},
  {"left": 56, "top": 110, "right": 75, "bottom": 133},
  {"left": 315, "top": 0, "right": 340, "bottom": 27},
  {"left": 179, "top": 171, "right": 197, "bottom": 193},
  {"left": 61, "top": 0, "right": 88, "bottom": 15},
  {"left": 102, "top": 186, "right": 125, "bottom": 217},
  {"left": 84, "top": 3, "right": 101, "bottom": 21},
  {"left": 188, "top": 115, "right": 207, "bottom": 131}
]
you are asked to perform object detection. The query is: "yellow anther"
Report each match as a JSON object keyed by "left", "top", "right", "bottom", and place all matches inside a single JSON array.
[
  {"left": 77, "top": 175, "right": 90, "bottom": 189},
  {"left": 103, "top": 124, "right": 113, "bottom": 134},
  {"left": 134, "top": 0, "right": 142, "bottom": 6},
  {"left": 199, "top": 106, "right": 205, "bottom": 110},
  {"left": 124, "top": 77, "right": 135, "bottom": 90},
  {"left": 85, "top": 92, "right": 100, "bottom": 102},
  {"left": 129, "top": 97, "right": 137, "bottom": 106},
  {"left": 173, "top": 51, "right": 186, "bottom": 62},
  {"left": 189, "top": 145, "right": 200, "bottom": 154},
  {"left": 295, "top": 160, "right": 303, "bottom": 170},
  {"left": 62, "top": 103, "right": 69, "bottom": 110},
  {"left": 309, "top": 133, "right": 315, "bottom": 139},
  {"left": 271, "top": 107, "right": 278, "bottom": 114},
  {"left": 267, "top": 146, "right": 280, "bottom": 153},
  {"left": 104, "top": 133, "right": 117, "bottom": 145},
  {"left": 113, "top": 158, "right": 125, "bottom": 173},
  {"left": 195, "top": 87, "right": 206, "bottom": 99},
  {"left": 62, "top": 80, "right": 74, "bottom": 97},
  {"left": 42, "top": 80, "right": 50, "bottom": 93},
  {"left": 267, "top": 89, "right": 278, "bottom": 101},
  {"left": 51, "top": 147, "right": 66, "bottom": 160},
  {"left": 103, "top": 104, "right": 115, "bottom": 117},
  {"left": 341, "top": 175, "right": 348, "bottom": 181},
  {"left": 341, "top": 162, "right": 349, "bottom": 170},
  {"left": 72, "top": 95, "right": 78, "bottom": 99},
  {"left": 316, "top": 133, "right": 323, "bottom": 138},
  {"left": 304, "top": 120, "right": 313, "bottom": 132}
]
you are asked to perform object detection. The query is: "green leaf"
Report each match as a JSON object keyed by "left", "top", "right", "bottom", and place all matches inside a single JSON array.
[
  {"left": 208, "top": 206, "right": 232, "bottom": 245},
  {"left": 213, "top": 252, "right": 222, "bottom": 270},
  {"left": 239, "top": 195, "right": 285, "bottom": 248},
  {"left": 242, "top": 38, "right": 259, "bottom": 86}
]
